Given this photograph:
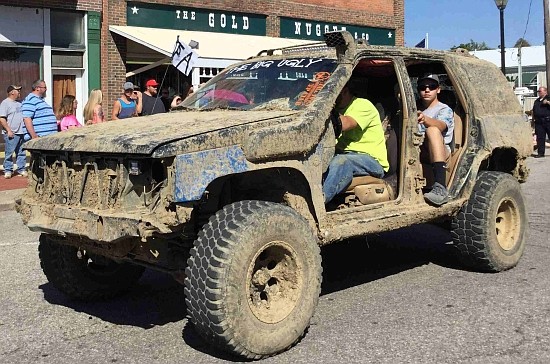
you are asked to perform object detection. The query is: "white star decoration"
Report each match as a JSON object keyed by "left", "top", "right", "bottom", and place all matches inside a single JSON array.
[
  {"left": 131, "top": 6, "right": 139, "bottom": 15},
  {"left": 388, "top": 32, "right": 393, "bottom": 38}
]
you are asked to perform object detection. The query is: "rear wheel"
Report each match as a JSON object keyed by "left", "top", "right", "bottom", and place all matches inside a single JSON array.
[
  {"left": 185, "top": 200, "right": 322, "bottom": 359},
  {"left": 39, "top": 234, "right": 145, "bottom": 300},
  {"left": 451, "top": 171, "right": 528, "bottom": 272}
]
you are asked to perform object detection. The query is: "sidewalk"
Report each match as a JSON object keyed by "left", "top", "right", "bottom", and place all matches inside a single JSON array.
[
  {"left": 0, "top": 149, "right": 31, "bottom": 211},
  {"left": 0, "top": 170, "right": 27, "bottom": 212}
]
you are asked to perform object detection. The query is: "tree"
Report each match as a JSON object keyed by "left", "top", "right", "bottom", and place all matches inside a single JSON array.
[
  {"left": 450, "top": 39, "right": 491, "bottom": 51},
  {"left": 514, "top": 38, "right": 531, "bottom": 48}
]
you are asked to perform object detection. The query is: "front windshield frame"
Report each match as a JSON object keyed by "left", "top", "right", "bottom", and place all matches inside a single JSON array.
[{"left": 179, "top": 56, "right": 339, "bottom": 112}]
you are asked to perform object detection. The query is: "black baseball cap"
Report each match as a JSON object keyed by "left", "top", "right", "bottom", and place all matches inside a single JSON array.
[{"left": 7, "top": 85, "right": 22, "bottom": 93}]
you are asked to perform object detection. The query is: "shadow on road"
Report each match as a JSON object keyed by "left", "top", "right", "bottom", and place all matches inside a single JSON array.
[
  {"left": 38, "top": 222, "right": 463, "bottom": 359},
  {"left": 40, "top": 268, "right": 187, "bottom": 329},
  {"left": 321, "top": 223, "right": 462, "bottom": 295}
]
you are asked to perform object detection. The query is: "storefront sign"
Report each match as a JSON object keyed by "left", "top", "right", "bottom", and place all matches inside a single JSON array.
[
  {"left": 280, "top": 17, "right": 395, "bottom": 45},
  {"left": 127, "top": 2, "right": 266, "bottom": 36}
]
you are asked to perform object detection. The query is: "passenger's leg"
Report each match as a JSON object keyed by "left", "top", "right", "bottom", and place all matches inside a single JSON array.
[
  {"left": 322, "top": 155, "right": 354, "bottom": 203},
  {"left": 424, "top": 126, "right": 449, "bottom": 205},
  {"left": 425, "top": 126, "right": 448, "bottom": 186},
  {"left": 342, "top": 153, "right": 385, "bottom": 178},
  {"left": 322, "top": 153, "right": 384, "bottom": 203},
  {"left": 425, "top": 126, "right": 446, "bottom": 163}
]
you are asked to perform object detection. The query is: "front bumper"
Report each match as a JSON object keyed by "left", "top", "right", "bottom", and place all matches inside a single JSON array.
[{"left": 18, "top": 199, "right": 175, "bottom": 243}]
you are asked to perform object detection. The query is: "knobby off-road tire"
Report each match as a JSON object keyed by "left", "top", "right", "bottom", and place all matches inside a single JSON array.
[
  {"left": 38, "top": 234, "right": 145, "bottom": 300},
  {"left": 451, "top": 171, "right": 528, "bottom": 272},
  {"left": 184, "top": 200, "right": 322, "bottom": 360}
]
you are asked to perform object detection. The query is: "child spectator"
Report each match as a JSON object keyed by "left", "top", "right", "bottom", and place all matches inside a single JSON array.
[{"left": 57, "top": 95, "right": 81, "bottom": 131}]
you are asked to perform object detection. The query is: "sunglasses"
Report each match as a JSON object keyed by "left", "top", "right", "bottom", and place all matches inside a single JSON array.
[{"left": 418, "top": 83, "right": 439, "bottom": 91}]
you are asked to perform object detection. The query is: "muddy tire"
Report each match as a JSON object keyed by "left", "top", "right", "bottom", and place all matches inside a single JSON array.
[
  {"left": 38, "top": 234, "right": 145, "bottom": 300},
  {"left": 184, "top": 200, "right": 322, "bottom": 359},
  {"left": 451, "top": 171, "right": 528, "bottom": 272}
]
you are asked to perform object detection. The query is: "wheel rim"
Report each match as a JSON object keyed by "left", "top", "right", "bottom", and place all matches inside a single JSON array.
[
  {"left": 247, "top": 241, "right": 302, "bottom": 324},
  {"left": 495, "top": 198, "right": 521, "bottom": 251}
]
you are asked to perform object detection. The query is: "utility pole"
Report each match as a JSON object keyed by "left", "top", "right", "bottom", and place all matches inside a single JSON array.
[
  {"left": 545, "top": 0, "right": 550, "bottom": 87},
  {"left": 518, "top": 46, "right": 522, "bottom": 88}
]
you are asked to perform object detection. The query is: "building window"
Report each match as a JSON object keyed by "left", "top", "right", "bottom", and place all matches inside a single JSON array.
[
  {"left": 50, "top": 10, "right": 85, "bottom": 49},
  {"left": 52, "top": 51, "right": 83, "bottom": 68}
]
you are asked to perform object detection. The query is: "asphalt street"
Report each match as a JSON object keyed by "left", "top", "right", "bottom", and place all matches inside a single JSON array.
[{"left": 1, "top": 157, "right": 549, "bottom": 363}]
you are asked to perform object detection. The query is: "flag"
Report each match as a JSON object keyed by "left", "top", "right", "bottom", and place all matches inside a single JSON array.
[
  {"left": 415, "top": 38, "right": 426, "bottom": 48},
  {"left": 172, "top": 36, "right": 199, "bottom": 76}
]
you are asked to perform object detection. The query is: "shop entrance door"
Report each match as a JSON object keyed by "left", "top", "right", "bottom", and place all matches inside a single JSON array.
[{"left": 52, "top": 74, "right": 76, "bottom": 116}]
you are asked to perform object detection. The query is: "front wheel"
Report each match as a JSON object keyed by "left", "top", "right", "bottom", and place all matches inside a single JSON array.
[
  {"left": 39, "top": 234, "right": 145, "bottom": 300},
  {"left": 184, "top": 200, "right": 322, "bottom": 359},
  {"left": 451, "top": 171, "right": 528, "bottom": 272}
]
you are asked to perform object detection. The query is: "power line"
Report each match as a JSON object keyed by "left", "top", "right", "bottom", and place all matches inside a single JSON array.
[{"left": 520, "top": 0, "right": 533, "bottom": 45}]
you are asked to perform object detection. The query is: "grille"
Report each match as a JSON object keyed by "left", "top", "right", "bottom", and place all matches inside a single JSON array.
[{"left": 34, "top": 156, "right": 124, "bottom": 209}]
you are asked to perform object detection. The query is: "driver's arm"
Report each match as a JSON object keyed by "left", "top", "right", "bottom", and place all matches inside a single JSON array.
[{"left": 340, "top": 114, "right": 359, "bottom": 131}]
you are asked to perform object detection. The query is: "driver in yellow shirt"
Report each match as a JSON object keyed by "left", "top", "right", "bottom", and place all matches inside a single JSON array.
[{"left": 323, "top": 83, "right": 389, "bottom": 203}]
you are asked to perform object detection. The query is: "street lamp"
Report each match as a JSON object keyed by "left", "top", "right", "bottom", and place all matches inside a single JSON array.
[{"left": 494, "top": 0, "right": 508, "bottom": 74}]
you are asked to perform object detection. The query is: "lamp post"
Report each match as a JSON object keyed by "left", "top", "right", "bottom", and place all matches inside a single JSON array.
[{"left": 494, "top": 0, "right": 508, "bottom": 75}]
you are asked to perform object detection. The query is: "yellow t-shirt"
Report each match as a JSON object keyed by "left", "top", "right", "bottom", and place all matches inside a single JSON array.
[{"left": 335, "top": 97, "right": 389, "bottom": 172}]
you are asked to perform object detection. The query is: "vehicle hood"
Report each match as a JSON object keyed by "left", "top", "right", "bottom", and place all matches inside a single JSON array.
[{"left": 24, "top": 110, "right": 299, "bottom": 155}]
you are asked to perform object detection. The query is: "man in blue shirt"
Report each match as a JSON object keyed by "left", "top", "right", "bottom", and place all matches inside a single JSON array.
[{"left": 22, "top": 80, "right": 58, "bottom": 139}]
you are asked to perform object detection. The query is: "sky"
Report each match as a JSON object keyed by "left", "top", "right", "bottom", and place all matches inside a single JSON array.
[{"left": 405, "top": 0, "right": 544, "bottom": 50}]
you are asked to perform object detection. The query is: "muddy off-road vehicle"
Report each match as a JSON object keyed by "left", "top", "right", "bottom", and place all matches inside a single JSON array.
[{"left": 17, "top": 31, "right": 531, "bottom": 359}]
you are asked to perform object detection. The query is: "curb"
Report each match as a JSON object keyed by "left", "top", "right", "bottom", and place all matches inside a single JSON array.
[
  {"left": 0, "top": 201, "right": 16, "bottom": 212},
  {"left": 0, "top": 189, "right": 24, "bottom": 212}
]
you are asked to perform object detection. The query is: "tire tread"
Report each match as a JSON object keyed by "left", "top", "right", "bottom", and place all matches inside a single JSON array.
[{"left": 184, "top": 200, "right": 322, "bottom": 359}]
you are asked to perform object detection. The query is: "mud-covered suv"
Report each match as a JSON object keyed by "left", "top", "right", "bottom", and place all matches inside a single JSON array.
[{"left": 17, "top": 31, "right": 531, "bottom": 359}]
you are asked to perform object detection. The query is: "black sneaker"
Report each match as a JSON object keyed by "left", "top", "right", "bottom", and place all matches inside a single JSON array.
[
  {"left": 534, "top": 155, "right": 545, "bottom": 158},
  {"left": 424, "top": 182, "right": 449, "bottom": 206}
]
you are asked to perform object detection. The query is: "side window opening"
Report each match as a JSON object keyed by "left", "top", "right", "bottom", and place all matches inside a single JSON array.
[
  {"left": 326, "top": 58, "right": 403, "bottom": 211},
  {"left": 405, "top": 60, "right": 467, "bottom": 190}
]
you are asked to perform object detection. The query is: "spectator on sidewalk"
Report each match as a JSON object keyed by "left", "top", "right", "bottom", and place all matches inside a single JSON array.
[
  {"left": 83, "top": 89, "right": 105, "bottom": 125},
  {"left": 160, "top": 87, "right": 171, "bottom": 111},
  {"left": 0, "top": 85, "right": 26, "bottom": 178},
  {"left": 140, "top": 79, "right": 166, "bottom": 115},
  {"left": 532, "top": 86, "right": 550, "bottom": 158},
  {"left": 21, "top": 80, "right": 58, "bottom": 139},
  {"left": 112, "top": 82, "right": 141, "bottom": 120},
  {"left": 57, "top": 95, "right": 81, "bottom": 131}
]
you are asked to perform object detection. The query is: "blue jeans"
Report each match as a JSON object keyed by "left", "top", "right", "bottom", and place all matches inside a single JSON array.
[
  {"left": 3, "top": 133, "right": 26, "bottom": 174},
  {"left": 322, "top": 152, "right": 385, "bottom": 203}
]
